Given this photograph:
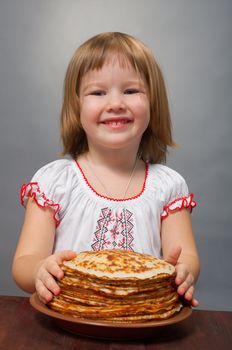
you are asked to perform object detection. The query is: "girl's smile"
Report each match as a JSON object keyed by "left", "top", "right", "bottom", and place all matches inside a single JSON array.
[
  {"left": 79, "top": 57, "right": 150, "bottom": 152},
  {"left": 100, "top": 116, "right": 133, "bottom": 129}
]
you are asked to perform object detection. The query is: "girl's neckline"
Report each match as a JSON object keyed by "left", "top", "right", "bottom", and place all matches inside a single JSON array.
[{"left": 75, "top": 160, "right": 149, "bottom": 202}]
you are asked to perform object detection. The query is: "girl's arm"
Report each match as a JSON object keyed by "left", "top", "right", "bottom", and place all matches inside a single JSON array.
[
  {"left": 161, "top": 208, "right": 200, "bottom": 306},
  {"left": 12, "top": 198, "right": 76, "bottom": 303}
]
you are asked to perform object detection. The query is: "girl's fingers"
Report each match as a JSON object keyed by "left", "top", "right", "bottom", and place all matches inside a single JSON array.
[
  {"left": 45, "top": 250, "right": 76, "bottom": 279},
  {"left": 184, "top": 285, "right": 194, "bottom": 300},
  {"left": 185, "top": 285, "right": 199, "bottom": 305},
  {"left": 177, "top": 273, "right": 194, "bottom": 295},
  {"left": 34, "top": 250, "right": 76, "bottom": 305},
  {"left": 175, "top": 269, "right": 187, "bottom": 286},
  {"left": 37, "top": 269, "right": 60, "bottom": 295},
  {"left": 175, "top": 264, "right": 189, "bottom": 285},
  {"left": 177, "top": 282, "right": 199, "bottom": 307},
  {"left": 55, "top": 250, "right": 77, "bottom": 265},
  {"left": 35, "top": 279, "right": 54, "bottom": 304},
  {"left": 174, "top": 265, "right": 199, "bottom": 306},
  {"left": 191, "top": 298, "right": 199, "bottom": 307},
  {"left": 46, "top": 260, "right": 64, "bottom": 280}
]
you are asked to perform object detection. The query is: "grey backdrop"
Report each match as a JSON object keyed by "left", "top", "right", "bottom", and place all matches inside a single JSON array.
[{"left": 1, "top": 0, "right": 231, "bottom": 311}]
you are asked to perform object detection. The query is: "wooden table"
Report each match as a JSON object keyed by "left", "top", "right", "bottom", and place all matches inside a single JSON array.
[{"left": 0, "top": 295, "right": 232, "bottom": 349}]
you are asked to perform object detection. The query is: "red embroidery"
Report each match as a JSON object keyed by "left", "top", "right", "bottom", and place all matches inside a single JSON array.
[
  {"left": 75, "top": 160, "right": 148, "bottom": 202},
  {"left": 91, "top": 207, "right": 134, "bottom": 251},
  {"left": 20, "top": 182, "right": 61, "bottom": 227},
  {"left": 161, "top": 194, "right": 196, "bottom": 220}
]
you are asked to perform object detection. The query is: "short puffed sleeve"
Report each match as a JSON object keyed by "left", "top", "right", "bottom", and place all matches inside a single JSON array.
[
  {"left": 20, "top": 159, "right": 75, "bottom": 226},
  {"left": 153, "top": 165, "right": 196, "bottom": 220}
]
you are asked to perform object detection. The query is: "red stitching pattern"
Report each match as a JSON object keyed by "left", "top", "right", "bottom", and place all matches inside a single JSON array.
[
  {"left": 161, "top": 193, "right": 196, "bottom": 220},
  {"left": 91, "top": 207, "right": 134, "bottom": 251},
  {"left": 20, "top": 182, "right": 61, "bottom": 227},
  {"left": 75, "top": 160, "right": 148, "bottom": 202}
]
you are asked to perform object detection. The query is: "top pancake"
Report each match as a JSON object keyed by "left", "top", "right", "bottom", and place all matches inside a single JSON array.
[{"left": 63, "top": 249, "right": 175, "bottom": 280}]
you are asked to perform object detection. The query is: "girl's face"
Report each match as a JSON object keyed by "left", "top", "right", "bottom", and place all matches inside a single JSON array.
[{"left": 79, "top": 57, "right": 150, "bottom": 154}]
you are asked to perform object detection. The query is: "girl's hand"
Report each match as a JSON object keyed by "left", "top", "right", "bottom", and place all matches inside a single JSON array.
[
  {"left": 165, "top": 247, "right": 199, "bottom": 307},
  {"left": 35, "top": 250, "right": 76, "bottom": 304}
]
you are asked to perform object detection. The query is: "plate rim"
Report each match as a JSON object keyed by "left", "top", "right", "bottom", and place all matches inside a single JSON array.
[{"left": 30, "top": 292, "right": 192, "bottom": 329}]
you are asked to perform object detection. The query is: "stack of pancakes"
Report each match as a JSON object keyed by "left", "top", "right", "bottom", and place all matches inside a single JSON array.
[{"left": 48, "top": 250, "right": 182, "bottom": 322}]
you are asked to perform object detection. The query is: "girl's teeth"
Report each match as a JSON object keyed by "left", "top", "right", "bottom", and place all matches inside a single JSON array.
[
  {"left": 106, "top": 120, "right": 128, "bottom": 125},
  {"left": 103, "top": 119, "right": 131, "bottom": 126}
]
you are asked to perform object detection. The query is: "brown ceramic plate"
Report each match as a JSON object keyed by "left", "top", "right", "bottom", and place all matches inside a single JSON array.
[{"left": 30, "top": 293, "right": 192, "bottom": 340}]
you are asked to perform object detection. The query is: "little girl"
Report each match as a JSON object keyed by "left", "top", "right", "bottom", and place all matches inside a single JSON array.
[{"left": 12, "top": 32, "right": 200, "bottom": 306}]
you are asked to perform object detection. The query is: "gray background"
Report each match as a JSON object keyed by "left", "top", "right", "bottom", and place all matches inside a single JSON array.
[{"left": 1, "top": 0, "right": 231, "bottom": 311}]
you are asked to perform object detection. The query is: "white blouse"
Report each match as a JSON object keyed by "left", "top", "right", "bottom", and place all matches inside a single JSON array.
[{"left": 20, "top": 159, "right": 196, "bottom": 258}]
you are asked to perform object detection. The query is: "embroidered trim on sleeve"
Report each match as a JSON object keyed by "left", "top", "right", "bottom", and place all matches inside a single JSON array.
[
  {"left": 20, "top": 182, "right": 61, "bottom": 227},
  {"left": 161, "top": 193, "right": 196, "bottom": 220}
]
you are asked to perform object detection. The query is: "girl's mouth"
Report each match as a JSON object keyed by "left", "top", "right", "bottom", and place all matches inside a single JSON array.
[{"left": 101, "top": 118, "right": 132, "bottom": 127}]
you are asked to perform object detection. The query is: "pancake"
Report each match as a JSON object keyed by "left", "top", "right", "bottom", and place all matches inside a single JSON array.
[
  {"left": 63, "top": 249, "right": 175, "bottom": 280},
  {"left": 48, "top": 249, "right": 182, "bottom": 323}
]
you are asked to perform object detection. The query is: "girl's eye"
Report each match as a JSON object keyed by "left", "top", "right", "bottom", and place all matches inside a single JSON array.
[
  {"left": 124, "top": 89, "right": 140, "bottom": 95},
  {"left": 90, "top": 91, "right": 106, "bottom": 96}
]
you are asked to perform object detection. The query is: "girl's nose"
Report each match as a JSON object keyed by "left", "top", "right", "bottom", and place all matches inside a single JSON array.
[{"left": 106, "top": 93, "right": 126, "bottom": 113}]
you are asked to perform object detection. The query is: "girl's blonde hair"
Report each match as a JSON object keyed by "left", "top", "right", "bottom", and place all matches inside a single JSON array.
[{"left": 61, "top": 32, "right": 175, "bottom": 163}]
